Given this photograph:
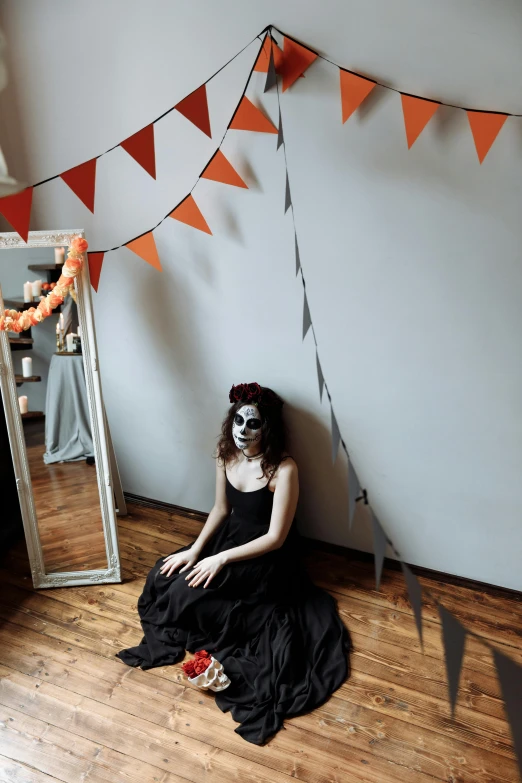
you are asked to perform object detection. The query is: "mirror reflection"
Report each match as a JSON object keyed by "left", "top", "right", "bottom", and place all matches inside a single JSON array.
[{"left": 1, "top": 246, "right": 107, "bottom": 573}]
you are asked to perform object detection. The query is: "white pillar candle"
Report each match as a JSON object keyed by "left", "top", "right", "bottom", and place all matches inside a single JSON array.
[
  {"left": 65, "top": 333, "right": 76, "bottom": 352},
  {"left": 59, "top": 313, "right": 64, "bottom": 333},
  {"left": 55, "top": 247, "right": 65, "bottom": 264},
  {"left": 18, "top": 395, "right": 28, "bottom": 414},
  {"left": 23, "top": 281, "right": 33, "bottom": 302},
  {"left": 31, "top": 279, "right": 42, "bottom": 297},
  {"left": 21, "top": 357, "right": 32, "bottom": 377}
]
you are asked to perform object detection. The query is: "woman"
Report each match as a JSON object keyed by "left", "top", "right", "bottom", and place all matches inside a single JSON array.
[{"left": 116, "top": 382, "right": 352, "bottom": 745}]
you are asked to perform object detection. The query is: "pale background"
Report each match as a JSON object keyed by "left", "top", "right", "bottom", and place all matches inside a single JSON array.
[{"left": 0, "top": 0, "right": 521, "bottom": 589}]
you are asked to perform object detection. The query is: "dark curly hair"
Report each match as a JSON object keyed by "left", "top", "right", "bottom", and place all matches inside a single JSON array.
[{"left": 215, "top": 384, "right": 287, "bottom": 482}]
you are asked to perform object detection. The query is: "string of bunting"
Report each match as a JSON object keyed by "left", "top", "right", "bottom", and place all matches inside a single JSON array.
[
  {"left": 0, "top": 28, "right": 520, "bottom": 772},
  {"left": 0, "top": 22, "right": 517, "bottom": 256},
  {"left": 265, "top": 31, "right": 522, "bottom": 778}
]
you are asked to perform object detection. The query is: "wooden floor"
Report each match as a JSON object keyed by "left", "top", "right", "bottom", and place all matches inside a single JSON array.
[
  {"left": 0, "top": 501, "right": 520, "bottom": 783},
  {"left": 24, "top": 419, "right": 107, "bottom": 573}
]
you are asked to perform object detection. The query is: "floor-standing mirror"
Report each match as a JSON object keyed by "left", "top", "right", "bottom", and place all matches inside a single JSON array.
[{"left": 0, "top": 230, "right": 124, "bottom": 588}]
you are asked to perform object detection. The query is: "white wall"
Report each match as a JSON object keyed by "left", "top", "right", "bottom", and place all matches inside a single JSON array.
[{"left": 1, "top": 0, "right": 521, "bottom": 590}]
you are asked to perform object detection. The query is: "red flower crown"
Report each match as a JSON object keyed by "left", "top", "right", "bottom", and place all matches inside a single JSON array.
[{"left": 229, "top": 382, "right": 283, "bottom": 408}]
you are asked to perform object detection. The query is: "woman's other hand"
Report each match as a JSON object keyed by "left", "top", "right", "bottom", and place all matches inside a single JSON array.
[
  {"left": 159, "top": 546, "right": 201, "bottom": 578},
  {"left": 184, "top": 553, "right": 227, "bottom": 588}
]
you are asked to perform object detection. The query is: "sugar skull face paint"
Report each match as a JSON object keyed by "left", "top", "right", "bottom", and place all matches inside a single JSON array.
[{"left": 232, "top": 405, "right": 263, "bottom": 450}]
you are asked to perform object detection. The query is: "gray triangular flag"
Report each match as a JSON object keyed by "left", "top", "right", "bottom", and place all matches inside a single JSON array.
[
  {"left": 277, "top": 108, "right": 284, "bottom": 150},
  {"left": 371, "top": 512, "right": 387, "bottom": 590},
  {"left": 331, "top": 406, "right": 341, "bottom": 463},
  {"left": 438, "top": 604, "right": 467, "bottom": 719},
  {"left": 401, "top": 562, "right": 423, "bottom": 650},
  {"left": 264, "top": 45, "right": 277, "bottom": 92},
  {"left": 316, "top": 351, "right": 324, "bottom": 401},
  {"left": 347, "top": 458, "right": 361, "bottom": 528},
  {"left": 295, "top": 233, "right": 301, "bottom": 276},
  {"left": 284, "top": 171, "right": 291, "bottom": 213},
  {"left": 494, "top": 648, "right": 522, "bottom": 778},
  {"left": 302, "top": 292, "right": 311, "bottom": 340}
]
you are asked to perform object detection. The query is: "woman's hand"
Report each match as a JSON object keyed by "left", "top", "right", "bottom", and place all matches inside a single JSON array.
[
  {"left": 159, "top": 546, "right": 201, "bottom": 578},
  {"left": 184, "top": 553, "right": 227, "bottom": 588}
]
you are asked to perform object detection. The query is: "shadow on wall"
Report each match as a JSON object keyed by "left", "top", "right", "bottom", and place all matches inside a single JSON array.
[
  {"left": 127, "top": 245, "right": 219, "bottom": 494},
  {"left": 284, "top": 402, "right": 367, "bottom": 543}
]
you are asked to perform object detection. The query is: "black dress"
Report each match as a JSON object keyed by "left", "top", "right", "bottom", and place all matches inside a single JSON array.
[{"left": 116, "top": 468, "right": 352, "bottom": 745}]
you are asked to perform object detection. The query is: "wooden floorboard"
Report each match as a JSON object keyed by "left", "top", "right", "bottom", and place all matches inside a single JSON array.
[{"left": 0, "top": 501, "right": 520, "bottom": 783}]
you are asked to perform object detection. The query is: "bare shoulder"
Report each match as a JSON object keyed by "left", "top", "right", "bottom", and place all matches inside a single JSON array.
[{"left": 273, "top": 455, "right": 298, "bottom": 482}]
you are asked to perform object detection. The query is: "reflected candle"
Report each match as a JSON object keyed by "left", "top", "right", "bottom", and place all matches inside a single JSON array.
[
  {"left": 23, "top": 282, "right": 33, "bottom": 302},
  {"left": 31, "top": 279, "right": 42, "bottom": 297},
  {"left": 18, "top": 395, "right": 28, "bottom": 414},
  {"left": 22, "top": 357, "right": 32, "bottom": 377},
  {"left": 55, "top": 247, "right": 65, "bottom": 264}
]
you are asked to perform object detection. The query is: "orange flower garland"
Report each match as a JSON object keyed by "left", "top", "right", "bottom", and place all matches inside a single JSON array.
[{"left": 0, "top": 236, "right": 88, "bottom": 333}]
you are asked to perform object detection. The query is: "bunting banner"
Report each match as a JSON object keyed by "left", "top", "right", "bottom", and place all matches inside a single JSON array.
[
  {"left": 2, "top": 24, "right": 516, "bottom": 245},
  {"left": 169, "top": 194, "right": 212, "bottom": 235},
  {"left": 87, "top": 252, "right": 105, "bottom": 293},
  {"left": 347, "top": 457, "right": 361, "bottom": 527},
  {"left": 60, "top": 158, "right": 97, "bottom": 213},
  {"left": 401, "top": 95, "right": 439, "bottom": 149},
  {"left": 315, "top": 351, "right": 324, "bottom": 401},
  {"left": 467, "top": 111, "right": 508, "bottom": 164},
  {"left": 264, "top": 46, "right": 277, "bottom": 93},
  {"left": 279, "top": 36, "right": 318, "bottom": 92},
  {"left": 302, "top": 290, "right": 312, "bottom": 340},
  {"left": 0, "top": 186, "right": 33, "bottom": 243},
  {"left": 340, "top": 71, "right": 376, "bottom": 123},
  {"left": 201, "top": 149, "right": 248, "bottom": 189},
  {"left": 277, "top": 108, "right": 284, "bottom": 150},
  {"left": 294, "top": 233, "right": 301, "bottom": 275},
  {"left": 284, "top": 171, "right": 292, "bottom": 213},
  {"left": 120, "top": 124, "right": 156, "bottom": 179},
  {"left": 229, "top": 96, "right": 278, "bottom": 133},
  {"left": 174, "top": 84, "right": 212, "bottom": 138},
  {"left": 330, "top": 406, "right": 341, "bottom": 463},
  {"left": 125, "top": 232, "right": 162, "bottom": 271}
]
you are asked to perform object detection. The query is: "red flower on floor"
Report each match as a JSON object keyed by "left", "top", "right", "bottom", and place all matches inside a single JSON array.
[{"left": 181, "top": 650, "right": 212, "bottom": 678}]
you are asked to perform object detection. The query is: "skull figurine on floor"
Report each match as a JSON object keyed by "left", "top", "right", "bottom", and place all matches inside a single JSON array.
[{"left": 186, "top": 655, "right": 231, "bottom": 692}]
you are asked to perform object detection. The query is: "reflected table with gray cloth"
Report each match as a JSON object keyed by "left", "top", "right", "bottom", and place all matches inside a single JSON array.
[{"left": 43, "top": 354, "right": 94, "bottom": 464}]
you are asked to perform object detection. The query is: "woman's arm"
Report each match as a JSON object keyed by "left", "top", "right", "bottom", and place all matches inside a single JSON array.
[
  {"left": 191, "top": 459, "right": 231, "bottom": 555},
  {"left": 221, "top": 458, "right": 299, "bottom": 565}
]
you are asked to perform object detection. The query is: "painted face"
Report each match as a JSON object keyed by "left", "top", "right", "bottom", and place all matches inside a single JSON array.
[{"left": 232, "top": 405, "right": 263, "bottom": 450}]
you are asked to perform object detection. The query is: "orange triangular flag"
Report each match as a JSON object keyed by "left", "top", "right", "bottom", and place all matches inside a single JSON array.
[
  {"left": 401, "top": 95, "right": 439, "bottom": 148},
  {"left": 120, "top": 124, "right": 156, "bottom": 179},
  {"left": 60, "top": 158, "right": 97, "bottom": 213},
  {"left": 279, "top": 37, "right": 317, "bottom": 92},
  {"left": 339, "top": 70, "right": 376, "bottom": 123},
  {"left": 126, "top": 232, "right": 162, "bottom": 271},
  {"left": 201, "top": 149, "right": 248, "bottom": 188},
  {"left": 87, "top": 252, "right": 105, "bottom": 292},
  {"left": 254, "top": 37, "right": 284, "bottom": 73},
  {"left": 467, "top": 111, "right": 507, "bottom": 164},
  {"left": 169, "top": 195, "right": 212, "bottom": 234},
  {"left": 175, "top": 84, "right": 211, "bottom": 138},
  {"left": 229, "top": 96, "right": 277, "bottom": 134},
  {"left": 0, "top": 187, "right": 33, "bottom": 242}
]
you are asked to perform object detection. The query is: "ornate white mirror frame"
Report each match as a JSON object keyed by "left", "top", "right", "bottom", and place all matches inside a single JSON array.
[{"left": 0, "top": 229, "right": 122, "bottom": 588}]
